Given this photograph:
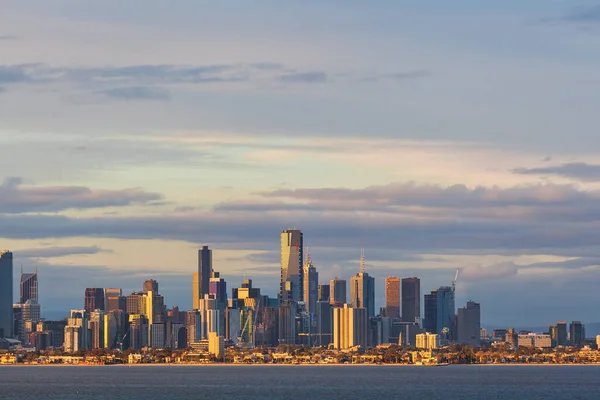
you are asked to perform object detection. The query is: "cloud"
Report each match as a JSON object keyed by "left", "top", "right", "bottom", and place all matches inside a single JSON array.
[
  {"left": 0, "top": 177, "right": 162, "bottom": 213},
  {"left": 98, "top": 86, "right": 171, "bottom": 101},
  {"left": 251, "top": 182, "right": 600, "bottom": 210},
  {"left": 564, "top": 5, "right": 600, "bottom": 22},
  {"left": 277, "top": 71, "right": 328, "bottom": 83},
  {"left": 0, "top": 35, "right": 17, "bottom": 40},
  {"left": 361, "top": 69, "right": 431, "bottom": 82},
  {"left": 0, "top": 65, "right": 33, "bottom": 84},
  {"left": 16, "top": 245, "right": 108, "bottom": 259},
  {"left": 460, "top": 262, "right": 519, "bottom": 281},
  {"left": 512, "top": 162, "right": 600, "bottom": 182}
]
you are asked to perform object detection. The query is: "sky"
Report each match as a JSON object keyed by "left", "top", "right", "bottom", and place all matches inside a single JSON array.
[{"left": 2, "top": 0, "right": 600, "bottom": 327}]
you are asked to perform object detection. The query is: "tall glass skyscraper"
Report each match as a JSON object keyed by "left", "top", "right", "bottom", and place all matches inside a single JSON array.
[
  {"left": 20, "top": 270, "right": 38, "bottom": 304},
  {"left": 402, "top": 277, "right": 421, "bottom": 324},
  {"left": 385, "top": 276, "right": 400, "bottom": 319},
  {"left": 0, "top": 250, "right": 14, "bottom": 338},
  {"left": 436, "top": 286, "right": 455, "bottom": 338},
  {"left": 350, "top": 272, "right": 375, "bottom": 318},
  {"left": 197, "top": 246, "right": 213, "bottom": 300},
  {"left": 279, "top": 229, "right": 303, "bottom": 302},
  {"left": 302, "top": 259, "right": 318, "bottom": 315}
]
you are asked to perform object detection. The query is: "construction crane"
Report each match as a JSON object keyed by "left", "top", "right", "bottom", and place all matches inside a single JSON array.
[
  {"left": 452, "top": 269, "right": 459, "bottom": 292},
  {"left": 238, "top": 299, "right": 261, "bottom": 347},
  {"left": 116, "top": 327, "right": 130, "bottom": 352}
]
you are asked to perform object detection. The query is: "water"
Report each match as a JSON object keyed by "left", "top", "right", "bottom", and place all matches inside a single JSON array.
[{"left": 0, "top": 365, "right": 599, "bottom": 400}]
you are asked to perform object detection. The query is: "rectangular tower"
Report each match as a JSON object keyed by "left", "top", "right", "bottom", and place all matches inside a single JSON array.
[
  {"left": 279, "top": 230, "right": 303, "bottom": 302},
  {"left": 0, "top": 251, "right": 13, "bottom": 338},
  {"left": 329, "top": 278, "right": 346, "bottom": 306},
  {"left": 350, "top": 272, "right": 375, "bottom": 318},
  {"left": 197, "top": 246, "right": 213, "bottom": 301},
  {"left": 402, "top": 277, "right": 421, "bottom": 323},
  {"left": 20, "top": 271, "right": 38, "bottom": 304},
  {"left": 385, "top": 276, "right": 400, "bottom": 319},
  {"left": 424, "top": 290, "right": 438, "bottom": 334},
  {"left": 302, "top": 260, "right": 318, "bottom": 315},
  {"left": 84, "top": 288, "right": 105, "bottom": 312},
  {"left": 457, "top": 301, "right": 481, "bottom": 347}
]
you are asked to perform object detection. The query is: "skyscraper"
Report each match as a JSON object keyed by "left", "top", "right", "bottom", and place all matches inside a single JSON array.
[
  {"left": 317, "top": 284, "right": 330, "bottom": 302},
  {"left": 329, "top": 278, "right": 346, "bottom": 306},
  {"left": 0, "top": 251, "right": 14, "bottom": 338},
  {"left": 402, "top": 277, "right": 421, "bottom": 324},
  {"left": 84, "top": 288, "right": 105, "bottom": 312},
  {"left": 350, "top": 272, "right": 375, "bottom": 318},
  {"left": 457, "top": 301, "right": 481, "bottom": 347},
  {"left": 385, "top": 277, "right": 400, "bottom": 319},
  {"left": 302, "top": 257, "right": 318, "bottom": 315},
  {"left": 332, "top": 304, "right": 368, "bottom": 350},
  {"left": 143, "top": 279, "right": 158, "bottom": 294},
  {"left": 197, "top": 246, "right": 213, "bottom": 303},
  {"left": 209, "top": 272, "right": 227, "bottom": 308},
  {"left": 279, "top": 229, "right": 303, "bottom": 302},
  {"left": 436, "top": 286, "right": 455, "bottom": 339},
  {"left": 570, "top": 321, "right": 585, "bottom": 347},
  {"left": 20, "top": 270, "right": 38, "bottom": 304},
  {"left": 424, "top": 290, "right": 438, "bottom": 334},
  {"left": 556, "top": 321, "right": 568, "bottom": 346}
]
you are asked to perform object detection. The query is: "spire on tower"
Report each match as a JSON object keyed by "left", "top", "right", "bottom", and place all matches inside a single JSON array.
[{"left": 360, "top": 248, "right": 365, "bottom": 273}]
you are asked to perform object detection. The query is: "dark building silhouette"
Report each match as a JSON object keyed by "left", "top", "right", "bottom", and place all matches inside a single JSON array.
[
  {"left": 570, "top": 321, "right": 585, "bottom": 347},
  {"left": 317, "top": 284, "right": 330, "bottom": 302},
  {"left": 556, "top": 321, "right": 568, "bottom": 346},
  {"left": 402, "top": 277, "right": 421, "bottom": 323},
  {"left": 20, "top": 271, "right": 38, "bottom": 304},
  {"left": 84, "top": 288, "right": 105, "bottom": 312},
  {"left": 198, "top": 246, "right": 213, "bottom": 299},
  {"left": 424, "top": 290, "right": 438, "bottom": 334}
]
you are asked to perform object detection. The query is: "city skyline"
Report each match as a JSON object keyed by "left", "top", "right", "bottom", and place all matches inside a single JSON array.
[{"left": 3, "top": 1, "right": 600, "bottom": 327}]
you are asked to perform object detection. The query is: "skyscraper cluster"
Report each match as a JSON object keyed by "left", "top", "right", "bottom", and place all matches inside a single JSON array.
[{"left": 0, "top": 228, "right": 591, "bottom": 353}]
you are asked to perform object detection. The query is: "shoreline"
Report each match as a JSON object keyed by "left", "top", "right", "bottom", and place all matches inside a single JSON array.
[{"left": 3, "top": 363, "right": 600, "bottom": 367}]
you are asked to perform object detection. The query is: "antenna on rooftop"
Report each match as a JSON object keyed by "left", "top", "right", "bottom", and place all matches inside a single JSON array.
[{"left": 360, "top": 248, "right": 365, "bottom": 274}]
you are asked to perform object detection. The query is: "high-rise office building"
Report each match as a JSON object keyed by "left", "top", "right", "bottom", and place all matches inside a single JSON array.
[
  {"left": 350, "top": 272, "right": 375, "bottom": 318},
  {"left": 556, "top": 321, "right": 568, "bottom": 346},
  {"left": 84, "top": 288, "right": 105, "bottom": 312},
  {"left": 570, "top": 321, "right": 585, "bottom": 347},
  {"left": 63, "top": 310, "right": 90, "bottom": 352},
  {"left": 329, "top": 278, "right": 346, "bottom": 306},
  {"left": 457, "top": 301, "right": 480, "bottom": 347},
  {"left": 332, "top": 304, "right": 368, "bottom": 350},
  {"left": 303, "top": 258, "right": 318, "bottom": 316},
  {"left": 316, "top": 301, "right": 332, "bottom": 347},
  {"left": 126, "top": 292, "right": 144, "bottom": 315},
  {"left": 20, "top": 270, "right": 38, "bottom": 304},
  {"left": 436, "top": 287, "right": 455, "bottom": 339},
  {"left": 143, "top": 280, "right": 158, "bottom": 294},
  {"left": 280, "top": 229, "right": 303, "bottom": 302},
  {"left": 196, "top": 246, "right": 213, "bottom": 304},
  {"left": 278, "top": 300, "right": 297, "bottom": 345},
  {"left": 209, "top": 272, "right": 227, "bottom": 308},
  {"left": 89, "top": 310, "right": 105, "bottom": 349},
  {"left": 424, "top": 290, "right": 438, "bottom": 334},
  {"left": 105, "top": 288, "right": 125, "bottom": 313},
  {"left": 385, "top": 277, "right": 400, "bottom": 319},
  {"left": 402, "top": 277, "right": 420, "bottom": 324},
  {"left": 0, "top": 251, "right": 13, "bottom": 338},
  {"left": 317, "top": 284, "right": 330, "bottom": 302}
]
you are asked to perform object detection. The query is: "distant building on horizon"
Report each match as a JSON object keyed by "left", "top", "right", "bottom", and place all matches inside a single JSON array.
[
  {"left": 402, "top": 277, "right": 420, "bottom": 324},
  {"left": 457, "top": 301, "right": 481, "bottom": 347},
  {"left": 385, "top": 277, "right": 400, "bottom": 319},
  {"left": 350, "top": 272, "right": 375, "bottom": 318},
  {"left": 303, "top": 257, "right": 318, "bottom": 316},
  {"left": 0, "top": 250, "right": 13, "bottom": 338},
  {"left": 279, "top": 229, "right": 303, "bottom": 302},
  {"left": 436, "top": 286, "right": 455, "bottom": 340},
  {"left": 143, "top": 279, "right": 158, "bottom": 294},
  {"left": 20, "top": 270, "right": 38, "bottom": 304},
  {"left": 332, "top": 303, "right": 368, "bottom": 350},
  {"left": 424, "top": 290, "right": 437, "bottom": 334},
  {"left": 570, "top": 321, "right": 585, "bottom": 347},
  {"left": 329, "top": 278, "right": 346, "bottom": 307},
  {"left": 193, "top": 246, "right": 213, "bottom": 309},
  {"left": 84, "top": 288, "right": 105, "bottom": 313}
]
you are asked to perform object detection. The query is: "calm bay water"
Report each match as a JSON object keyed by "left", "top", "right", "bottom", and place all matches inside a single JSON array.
[{"left": 0, "top": 365, "right": 599, "bottom": 400}]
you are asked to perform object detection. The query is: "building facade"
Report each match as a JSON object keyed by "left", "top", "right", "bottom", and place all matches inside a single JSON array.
[
  {"left": 0, "top": 251, "right": 13, "bottom": 338},
  {"left": 279, "top": 229, "right": 303, "bottom": 302},
  {"left": 84, "top": 288, "right": 105, "bottom": 313},
  {"left": 350, "top": 272, "right": 375, "bottom": 318},
  {"left": 424, "top": 290, "right": 438, "bottom": 334},
  {"left": 329, "top": 278, "right": 346, "bottom": 306},
  {"left": 385, "top": 277, "right": 400, "bottom": 319},
  {"left": 332, "top": 304, "right": 368, "bottom": 350},
  {"left": 20, "top": 271, "right": 38, "bottom": 304},
  {"left": 302, "top": 260, "right": 318, "bottom": 316},
  {"left": 402, "top": 277, "right": 421, "bottom": 324},
  {"left": 457, "top": 301, "right": 481, "bottom": 347}
]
